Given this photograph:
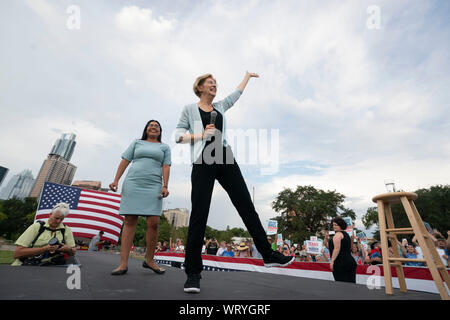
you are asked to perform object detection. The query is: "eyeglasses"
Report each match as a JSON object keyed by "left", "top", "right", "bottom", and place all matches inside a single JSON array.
[{"left": 148, "top": 124, "right": 160, "bottom": 128}]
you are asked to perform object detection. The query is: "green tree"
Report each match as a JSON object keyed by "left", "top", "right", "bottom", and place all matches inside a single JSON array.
[
  {"left": 157, "top": 214, "right": 172, "bottom": 243},
  {"left": 271, "top": 185, "right": 356, "bottom": 244},
  {"left": 0, "top": 197, "right": 38, "bottom": 240},
  {"left": 133, "top": 217, "right": 147, "bottom": 247}
]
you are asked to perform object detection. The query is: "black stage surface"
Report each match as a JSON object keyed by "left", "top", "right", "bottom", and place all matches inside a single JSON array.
[{"left": 0, "top": 251, "right": 441, "bottom": 300}]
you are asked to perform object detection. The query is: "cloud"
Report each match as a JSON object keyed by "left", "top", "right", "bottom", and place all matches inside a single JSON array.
[
  {"left": 115, "top": 6, "right": 175, "bottom": 38},
  {"left": 1, "top": 0, "right": 449, "bottom": 234},
  {"left": 0, "top": 115, "right": 117, "bottom": 178},
  {"left": 250, "top": 155, "right": 450, "bottom": 233}
]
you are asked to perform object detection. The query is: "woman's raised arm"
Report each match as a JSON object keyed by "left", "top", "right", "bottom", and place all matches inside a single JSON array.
[{"left": 237, "top": 71, "right": 259, "bottom": 92}]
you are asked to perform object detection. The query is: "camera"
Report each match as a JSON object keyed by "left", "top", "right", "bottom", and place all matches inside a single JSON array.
[{"left": 48, "top": 237, "right": 63, "bottom": 248}]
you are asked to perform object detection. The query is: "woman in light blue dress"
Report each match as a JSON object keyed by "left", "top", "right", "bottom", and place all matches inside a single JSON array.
[{"left": 109, "top": 120, "right": 171, "bottom": 275}]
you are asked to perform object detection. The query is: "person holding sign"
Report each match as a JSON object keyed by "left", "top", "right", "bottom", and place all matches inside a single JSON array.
[{"left": 328, "top": 217, "right": 357, "bottom": 283}]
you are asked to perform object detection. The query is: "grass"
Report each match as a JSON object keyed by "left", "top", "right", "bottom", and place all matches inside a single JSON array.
[{"left": 0, "top": 250, "right": 14, "bottom": 264}]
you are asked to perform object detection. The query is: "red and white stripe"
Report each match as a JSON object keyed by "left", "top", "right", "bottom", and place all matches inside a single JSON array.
[
  {"left": 155, "top": 252, "right": 450, "bottom": 295},
  {"left": 35, "top": 189, "right": 124, "bottom": 244}
]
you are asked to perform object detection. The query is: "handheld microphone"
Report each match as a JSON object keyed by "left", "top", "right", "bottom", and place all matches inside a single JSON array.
[
  {"left": 210, "top": 110, "right": 217, "bottom": 125},
  {"left": 157, "top": 193, "right": 164, "bottom": 200}
]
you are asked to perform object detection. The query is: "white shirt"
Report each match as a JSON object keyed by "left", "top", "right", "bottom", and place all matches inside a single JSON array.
[
  {"left": 217, "top": 247, "right": 226, "bottom": 256},
  {"left": 436, "top": 248, "right": 448, "bottom": 267}
]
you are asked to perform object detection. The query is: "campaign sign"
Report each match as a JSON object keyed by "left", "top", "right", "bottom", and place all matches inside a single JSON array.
[
  {"left": 267, "top": 220, "right": 278, "bottom": 235},
  {"left": 277, "top": 234, "right": 283, "bottom": 246},
  {"left": 343, "top": 217, "right": 353, "bottom": 236},
  {"left": 357, "top": 231, "right": 367, "bottom": 241},
  {"left": 306, "top": 240, "right": 322, "bottom": 254}
]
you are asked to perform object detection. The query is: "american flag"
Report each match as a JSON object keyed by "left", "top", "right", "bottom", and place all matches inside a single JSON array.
[{"left": 35, "top": 182, "right": 124, "bottom": 244}]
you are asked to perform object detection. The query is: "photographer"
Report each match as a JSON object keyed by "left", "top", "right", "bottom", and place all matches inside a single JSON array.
[
  {"left": 205, "top": 238, "right": 219, "bottom": 255},
  {"left": 12, "top": 203, "right": 76, "bottom": 266}
]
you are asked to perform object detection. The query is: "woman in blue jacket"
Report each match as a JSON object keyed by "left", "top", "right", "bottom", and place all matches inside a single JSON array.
[{"left": 175, "top": 71, "right": 294, "bottom": 293}]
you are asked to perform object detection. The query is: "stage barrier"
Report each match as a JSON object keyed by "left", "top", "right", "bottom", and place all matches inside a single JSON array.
[{"left": 154, "top": 252, "right": 450, "bottom": 295}]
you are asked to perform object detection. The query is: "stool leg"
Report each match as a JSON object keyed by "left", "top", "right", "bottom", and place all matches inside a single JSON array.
[
  {"left": 409, "top": 200, "right": 450, "bottom": 291},
  {"left": 401, "top": 197, "right": 449, "bottom": 300},
  {"left": 384, "top": 202, "right": 407, "bottom": 292},
  {"left": 377, "top": 200, "right": 393, "bottom": 294}
]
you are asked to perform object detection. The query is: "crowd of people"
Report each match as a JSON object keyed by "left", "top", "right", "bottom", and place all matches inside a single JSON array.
[
  {"left": 151, "top": 230, "right": 450, "bottom": 269},
  {"left": 12, "top": 200, "right": 449, "bottom": 271}
]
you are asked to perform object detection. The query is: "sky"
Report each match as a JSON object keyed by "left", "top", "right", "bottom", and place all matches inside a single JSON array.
[{"left": 1, "top": 0, "right": 449, "bottom": 235}]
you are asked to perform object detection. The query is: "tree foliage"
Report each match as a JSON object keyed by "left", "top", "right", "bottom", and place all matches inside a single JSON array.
[
  {"left": 271, "top": 185, "right": 356, "bottom": 244},
  {"left": 0, "top": 197, "right": 38, "bottom": 240}
]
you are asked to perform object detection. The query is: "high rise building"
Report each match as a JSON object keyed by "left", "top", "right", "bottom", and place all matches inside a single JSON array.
[
  {"left": 0, "top": 166, "right": 8, "bottom": 188},
  {"left": 49, "top": 133, "right": 76, "bottom": 161},
  {"left": 29, "top": 133, "right": 77, "bottom": 199},
  {"left": 0, "top": 169, "right": 35, "bottom": 200},
  {"left": 163, "top": 208, "right": 190, "bottom": 228}
]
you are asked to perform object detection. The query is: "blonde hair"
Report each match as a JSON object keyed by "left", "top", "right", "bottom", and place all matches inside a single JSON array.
[
  {"left": 193, "top": 73, "right": 215, "bottom": 98},
  {"left": 51, "top": 202, "right": 70, "bottom": 217}
]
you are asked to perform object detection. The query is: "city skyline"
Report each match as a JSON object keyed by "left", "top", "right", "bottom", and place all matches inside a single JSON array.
[{"left": 0, "top": 169, "right": 35, "bottom": 200}]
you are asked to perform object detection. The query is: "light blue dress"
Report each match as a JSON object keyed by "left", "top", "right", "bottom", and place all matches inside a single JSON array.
[{"left": 119, "top": 139, "right": 171, "bottom": 216}]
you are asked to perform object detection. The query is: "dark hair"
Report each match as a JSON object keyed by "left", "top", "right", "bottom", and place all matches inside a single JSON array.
[
  {"left": 331, "top": 217, "right": 347, "bottom": 231},
  {"left": 141, "top": 120, "right": 162, "bottom": 142}
]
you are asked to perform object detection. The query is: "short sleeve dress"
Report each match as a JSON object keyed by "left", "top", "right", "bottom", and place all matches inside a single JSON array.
[{"left": 119, "top": 139, "right": 171, "bottom": 216}]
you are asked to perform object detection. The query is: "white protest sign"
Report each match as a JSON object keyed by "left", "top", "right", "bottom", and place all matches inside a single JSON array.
[{"left": 306, "top": 240, "right": 322, "bottom": 255}]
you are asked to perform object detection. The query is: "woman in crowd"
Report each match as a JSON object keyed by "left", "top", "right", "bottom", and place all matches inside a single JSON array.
[
  {"left": 235, "top": 242, "right": 251, "bottom": 257},
  {"left": 109, "top": 120, "right": 171, "bottom": 275},
  {"left": 351, "top": 242, "right": 365, "bottom": 265},
  {"left": 328, "top": 217, "right": 357, "bottom": 283},
  {"left": 401, "top": 243, "right": 425, "bottom": 267},
  {"left": 175, "top": 71, "right": 294, "bottom": 293},
  {"left": 13, "top": 202, "right": 76, "bottom": 266}
]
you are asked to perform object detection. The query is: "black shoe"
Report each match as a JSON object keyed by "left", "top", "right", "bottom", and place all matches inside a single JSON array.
[
  {"left": 111, "top": 268, "right": 128, "bottom": 275},
  {"left": 143, "top": 261, "right": 165, "bottom": 274},
  {"left": 184, "top": 274, "right": 202, "bottom": 293},
  {"left": 263, "top": 251, "right": 295, "bottom": 268}
]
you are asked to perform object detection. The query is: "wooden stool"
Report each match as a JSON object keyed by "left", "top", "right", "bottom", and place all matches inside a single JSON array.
[{"left": 372, "top": 192, "right": 450, "bottom": 300}]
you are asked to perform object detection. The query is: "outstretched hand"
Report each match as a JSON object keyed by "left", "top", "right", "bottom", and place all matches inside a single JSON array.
[
  {"left": 246, "top": 71, "right": 259, "bottom": 78},
  {"left": 238, "top": 72, "right": 259, "bottom": 92}
]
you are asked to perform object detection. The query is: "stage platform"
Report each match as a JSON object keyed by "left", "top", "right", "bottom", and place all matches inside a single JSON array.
[{"left": 0, "top": 251, "right": 441, "bottom": 300}]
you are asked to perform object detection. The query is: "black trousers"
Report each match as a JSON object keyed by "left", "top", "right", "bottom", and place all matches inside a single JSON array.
[
  {"left": 332, "top": 265, "right": 357, "bottom": 283},
  {"left": 184, "top": 151, "right": 273, "bottom": 275}
]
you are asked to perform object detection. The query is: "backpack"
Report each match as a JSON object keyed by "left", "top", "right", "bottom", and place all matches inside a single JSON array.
[{"left": 30, "top": 220, "right": 66, "bottom": 247}]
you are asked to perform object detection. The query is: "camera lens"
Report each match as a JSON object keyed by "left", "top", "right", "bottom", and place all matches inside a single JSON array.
[{"left": 48, "top": 237, "right": 59, "bottom": 246}]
